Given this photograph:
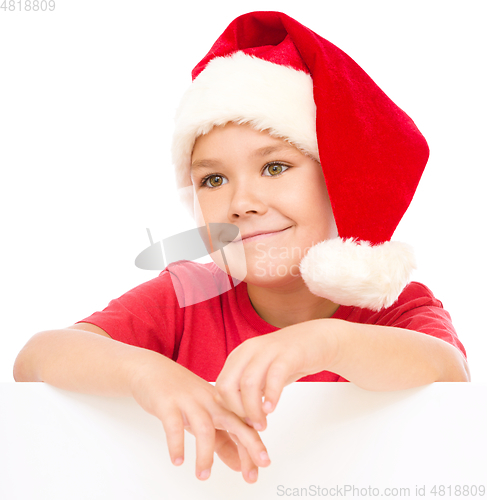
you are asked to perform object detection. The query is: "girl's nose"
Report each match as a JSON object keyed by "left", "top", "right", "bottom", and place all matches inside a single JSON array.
[{"left": 227, "top": 182, "right": 268, "bottom": 219}]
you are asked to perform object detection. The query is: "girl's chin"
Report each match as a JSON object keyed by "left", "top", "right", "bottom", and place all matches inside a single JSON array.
[{"left": 243, "top": 263, "right": 302, "bottom": 286}]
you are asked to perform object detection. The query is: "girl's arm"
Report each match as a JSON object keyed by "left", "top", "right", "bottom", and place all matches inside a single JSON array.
[
  {"left": 322, "top": 319, "right": 470, "bottom": 390},
  {"left": 214, "top": 318, "right": 470, "bottom": 431},
  {"left": 13, "top": 325, "right": 271, "bottom": 483}
]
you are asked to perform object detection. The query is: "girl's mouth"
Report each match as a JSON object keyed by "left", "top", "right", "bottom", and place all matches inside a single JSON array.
[{"left": 235, "top": 226, "right": 292, "bottom": 243}]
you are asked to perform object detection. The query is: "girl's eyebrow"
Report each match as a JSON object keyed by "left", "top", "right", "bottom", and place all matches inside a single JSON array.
[
  {"left": 253, "top": 144, "right": 295, "bottom": 157},
  {"left": 190, "top": 159, "right": 220, "bottom": 173},
  {"left": 190, "top": 143, "right": 296, "bottom": 173}
]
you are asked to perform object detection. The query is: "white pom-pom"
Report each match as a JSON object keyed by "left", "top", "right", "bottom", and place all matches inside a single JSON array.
[{"left": 299, "top": 238, "right": 416, "bottom": 311}]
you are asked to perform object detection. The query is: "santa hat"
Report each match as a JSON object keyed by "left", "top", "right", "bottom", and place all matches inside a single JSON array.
[{"left": 171, "top": 11, "right": 429, "bottom": 311}]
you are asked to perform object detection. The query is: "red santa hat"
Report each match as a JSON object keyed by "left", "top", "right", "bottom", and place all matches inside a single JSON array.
[{"left": 171, "top": 11, "right": 429, "bottom": 311}]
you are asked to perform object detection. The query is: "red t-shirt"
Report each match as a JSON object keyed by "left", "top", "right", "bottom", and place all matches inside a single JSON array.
[{"left": 77, "top": 260, "right": 466, "bottom": 382}]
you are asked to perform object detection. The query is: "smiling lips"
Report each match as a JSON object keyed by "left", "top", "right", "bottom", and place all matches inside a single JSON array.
[{"left": 232, "top": 226, "right": 291, "bottom": 243}]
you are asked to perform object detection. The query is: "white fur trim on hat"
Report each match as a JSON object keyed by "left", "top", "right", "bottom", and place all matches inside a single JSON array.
[
  {"left": 172, "top": 51, "right": 318, "bottom": 195},
  {"left": 299, "top": 237, "right": 417, "bottom": 311}
]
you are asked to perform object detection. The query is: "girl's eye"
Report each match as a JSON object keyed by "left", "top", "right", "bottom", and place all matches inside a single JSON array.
[
  {"left": 263, "top": 162, "right": 289, "bottom": 176},
  {"left": 201, "top": 162, "right": 289, "bottom": 188},
  {"left": 202, "top": 175, "right": 227, "bottom": 188}
]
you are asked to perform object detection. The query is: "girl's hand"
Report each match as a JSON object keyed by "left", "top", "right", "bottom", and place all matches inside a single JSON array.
[
  {"left": 214, "top": 320, "right": 336, "bottom": 432},
  {"left": 129, "top": 355, "right": 271, "bottom": 483}
]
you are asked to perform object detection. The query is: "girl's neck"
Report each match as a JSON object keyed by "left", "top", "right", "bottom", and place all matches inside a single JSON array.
[{"left": 246, "top": 280, "right": 340, "bottom": 329}]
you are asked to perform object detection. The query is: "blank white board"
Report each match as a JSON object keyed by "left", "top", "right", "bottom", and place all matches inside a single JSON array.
[{"left": 1, "top": 382, "right": 485, "bottom": 499}]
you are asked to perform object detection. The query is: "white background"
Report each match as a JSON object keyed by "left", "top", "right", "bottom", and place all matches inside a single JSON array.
[{"left": 1, "top": 1, "right": 485, "bottom": 384}]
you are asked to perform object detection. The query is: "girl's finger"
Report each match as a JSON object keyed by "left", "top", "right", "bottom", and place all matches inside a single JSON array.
[
  {"left": 262, "top": 360, "right": 291, "bottom": 415},
  {"left": 188, "top": 411, "right": 216, "bottom": 480},
  {"left": 214, "top": 429, "right": 241, "bottom": 472},
  {"left": 160, "top": 410, "right": 185, "bottom": 467},
  {"left": 215, "top": 411, "right": 271, "bottom": 469},
  {"left": 239, "top": 360, "right": 271, "bottom": 430},
  {"left": 232, "top": 434, "right": 260, "bottom": 484},
  {"left": 215, "top": 362, "right": 247, "bottom": 418}
]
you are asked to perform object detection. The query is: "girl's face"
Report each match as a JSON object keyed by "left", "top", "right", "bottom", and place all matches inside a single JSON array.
[{"left": 191, "top": 123, "right": 337, "bottom": 288}]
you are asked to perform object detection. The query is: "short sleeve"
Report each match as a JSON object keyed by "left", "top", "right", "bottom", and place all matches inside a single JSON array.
[{"left": 76, "top": 269, "right": 184, "bottom": 360}]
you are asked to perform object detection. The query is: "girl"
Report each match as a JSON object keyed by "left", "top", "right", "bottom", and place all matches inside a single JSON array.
[{"left": 14, "top": 11, "right": 469, "bottom": 485}]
